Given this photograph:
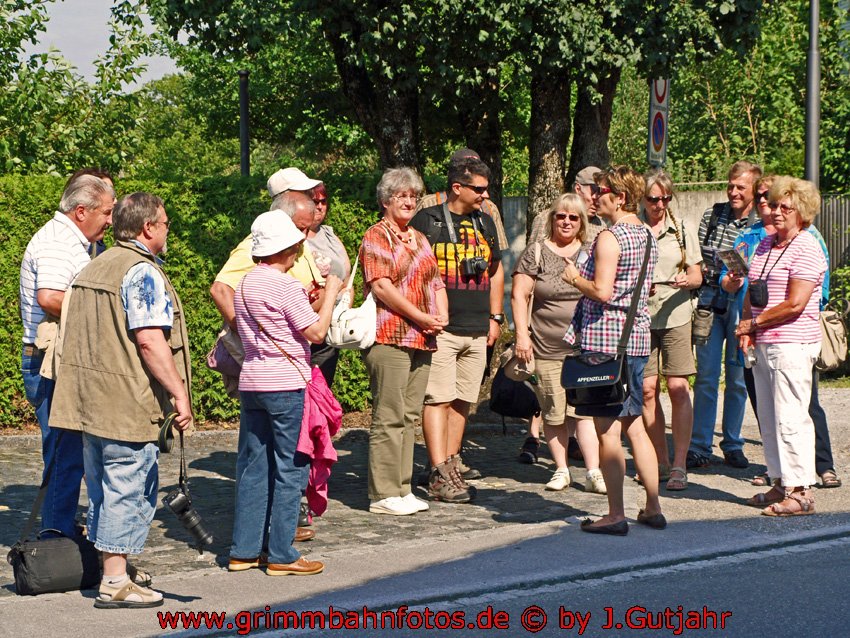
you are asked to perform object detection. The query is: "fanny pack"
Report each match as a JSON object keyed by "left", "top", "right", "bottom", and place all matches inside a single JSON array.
[{"left": 561, "top": 229, "right": 652, "bottom": 407}]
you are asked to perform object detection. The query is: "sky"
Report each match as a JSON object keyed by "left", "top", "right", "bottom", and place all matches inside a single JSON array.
[{"left": 29, "top": 0, "right": 178, "bottom": 84}]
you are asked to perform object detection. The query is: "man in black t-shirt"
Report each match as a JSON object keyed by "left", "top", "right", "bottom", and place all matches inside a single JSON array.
[{"left": 409, "top": 157, "right": 504, "bottom": 504}]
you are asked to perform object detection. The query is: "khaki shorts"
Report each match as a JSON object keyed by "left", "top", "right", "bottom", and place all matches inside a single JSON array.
[
  {"left": 644, "top": 323, "right": 696, "bottom": 378},
  {"left": 424, "top": 331, "right": 487, "bottom": 404},
  {"left": 532, "top": 357, "right": 577, "bottom": 426}
]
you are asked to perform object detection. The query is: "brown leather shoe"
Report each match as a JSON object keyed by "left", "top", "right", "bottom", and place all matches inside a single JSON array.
[
  {"left": 228, "top": 556, "right": 268, "bottom": 572},
  {"left": 295, "top": 527, "right": 315, "bottom": 542},
  {"left": 266, "top": 556, "right": 324, "bottom": 576}
]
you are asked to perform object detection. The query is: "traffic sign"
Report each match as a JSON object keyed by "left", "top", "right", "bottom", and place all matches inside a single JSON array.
[{"left": 647, "top": 79, "right": 669, "bottom": 167}]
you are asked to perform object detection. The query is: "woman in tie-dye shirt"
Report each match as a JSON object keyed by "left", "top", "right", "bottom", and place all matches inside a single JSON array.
[{"left": 359, "top": 168, "right": 448, "bottom": 517}]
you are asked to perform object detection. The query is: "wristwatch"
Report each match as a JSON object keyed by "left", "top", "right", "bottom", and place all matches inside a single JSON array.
[
  {"left": 489, "top": 313, "right": 505, "bottom": 324},
  {"left": 751, "top": 315, "right": 759, "bottom": 332}
]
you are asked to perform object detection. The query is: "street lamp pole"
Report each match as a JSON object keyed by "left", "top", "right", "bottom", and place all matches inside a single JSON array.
[{"left": 805, "top": 0, "right": 820, "bottom": 187}]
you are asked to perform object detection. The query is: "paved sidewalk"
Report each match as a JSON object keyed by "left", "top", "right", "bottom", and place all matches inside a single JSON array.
[{"left": 0, "top": 390, "right": 848, "bottom": 636}]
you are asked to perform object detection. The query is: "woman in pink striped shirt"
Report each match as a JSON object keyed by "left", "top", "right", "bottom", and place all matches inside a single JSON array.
[
  {"left": 736, "top": 176, "right": 827, "bottom": 516},
  {"left": 229, "top": 210, "right": 341, "bottom": 576}
]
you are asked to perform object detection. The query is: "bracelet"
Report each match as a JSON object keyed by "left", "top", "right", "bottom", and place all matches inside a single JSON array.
[{"left": 571, "top": 274, "right": 580, "bottom": 286}]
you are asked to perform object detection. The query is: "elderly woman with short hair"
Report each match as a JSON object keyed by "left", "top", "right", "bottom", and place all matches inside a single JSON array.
[
  {"left": 512, "top": 193, "right": 605, "bottom": 494},
  {"left": 361, "top": 168, "right": 449, "bottom": 516},
  {"left": 736, "top": 176, "right": 827, "bottom": 516}
]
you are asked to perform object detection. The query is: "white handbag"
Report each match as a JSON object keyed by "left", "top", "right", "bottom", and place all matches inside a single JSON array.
[{"left": 325, "top": 253, "right": 377, "bottom": 350}]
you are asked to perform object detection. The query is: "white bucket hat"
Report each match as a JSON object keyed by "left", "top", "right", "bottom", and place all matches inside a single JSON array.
[
  {"left": 266, "top": 167, "right": 321, "bottom": 198},
  {"left": 251, "top": 210, "right": 304, "bottom": 258}
]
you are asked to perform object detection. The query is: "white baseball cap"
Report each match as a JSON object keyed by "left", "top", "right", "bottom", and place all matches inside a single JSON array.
[
  {"left": 251, "top": 210, "right": 305, "bottom": 258},
  {"left": 266, "top": 167, "right": 322, "bottom": 198}
]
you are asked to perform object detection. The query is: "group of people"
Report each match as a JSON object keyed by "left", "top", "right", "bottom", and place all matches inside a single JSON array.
[{"left": 18, "top": 151, "right": 840, "bottom": 604}]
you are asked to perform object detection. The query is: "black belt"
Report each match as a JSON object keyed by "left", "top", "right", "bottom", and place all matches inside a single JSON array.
[{"left": 22, "top": 343, "right": 39, "bottom": 356}]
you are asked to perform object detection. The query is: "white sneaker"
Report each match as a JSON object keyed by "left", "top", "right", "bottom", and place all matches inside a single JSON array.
[
  {"left": 585, "top": 468, "right": 607, "bottom": 494},
  {"left": 545, "top": 468, "right": 571, "bottom": 491},
  {"left": 402, "top": 492, "right": 430, "bottom": 512},
  {"left": 369, "top": 496, "right": 419, "bottom": 516}
]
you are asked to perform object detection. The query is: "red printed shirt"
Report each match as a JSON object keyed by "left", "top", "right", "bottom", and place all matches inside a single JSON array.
[{"left": 360, "top": 222, "right": 445, "bottom": 351}]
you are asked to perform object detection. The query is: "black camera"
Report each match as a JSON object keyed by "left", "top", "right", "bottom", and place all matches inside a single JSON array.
[
  {"left": 460, "top": 256, "right": 488, "bottom": 277},
  {"left": 163, "top": 487, "right": 214, "bottom": 547}
]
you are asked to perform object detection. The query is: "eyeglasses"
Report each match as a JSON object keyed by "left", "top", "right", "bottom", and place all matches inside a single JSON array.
[
  {"left": 645, "top": 195, "right": 672, "bottom": 204},
  {"left": 390, "top": 194, "right": 418, "bottom": 203},
  {"left": 590, "top": 184, "right": 615, "bottom": 197},
  {"left": 755, "top": 191, "right": 769, "bottom": 202},
  {"left": 152, "top": 219, "right": 172, "bottom": 229},
  {"left": 767, "top": 202, "right": 795, "bottom": 214},
  {"left": 458, "top": 183, "right": 489, "bottom": 195},
  {"left": 313, "top": 198, "right": 328, "bottom": 205},
  {"left": 553, "top": 212, "right": 581, "bottom": 222}
]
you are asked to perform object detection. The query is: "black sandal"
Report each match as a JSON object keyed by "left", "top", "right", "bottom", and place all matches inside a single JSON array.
[
  {"left": 819, "top": 469, "right": 842, "bottom": 489},
  {"left": 518, "top": 436, "right": 539, "bottom": 464}
]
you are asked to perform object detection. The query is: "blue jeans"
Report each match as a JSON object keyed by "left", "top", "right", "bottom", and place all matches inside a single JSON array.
[
  {"left": 21, "top": 346, "right": 84, "bottom": 536},
  {"left": 82, "top": 433, "right": 159, "bottom": 555},
  {"left": 691, "top": 305, "right": 747, "bottom": 455},
  {"left": 231, "top": 390, "right": 307, "bottom": 565}
]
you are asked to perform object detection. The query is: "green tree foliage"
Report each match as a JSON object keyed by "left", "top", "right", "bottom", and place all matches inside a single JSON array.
[
  {"left": 661, "top": 0, "right": 850, "bottom": 189},
  {"left": 0, "top": 0, "right": 160, "bottom": 174}
]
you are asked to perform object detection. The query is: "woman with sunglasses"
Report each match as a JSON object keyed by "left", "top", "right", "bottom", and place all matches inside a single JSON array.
[
  {"left": 511, "top": 194, "right": 605, "bottom": 494},
  {"left": 305, "top": 182, "right": 352, "bottom": 387},
  {"left": 562, "top": 166, "right": 662, "bottom": 535},
  {"left": 727, "top": 176, "right": 840, "bottom": 490},
  {"left": 735, "top": 176, "right": 827, "bottom": 516},
  {"left": 639, "top": 170, "right": 703, "bottom": 492}
]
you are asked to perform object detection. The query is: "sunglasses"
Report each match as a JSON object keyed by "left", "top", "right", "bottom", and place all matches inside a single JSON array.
[
  {"left": 645, "top": 195, "right": 672, "bottom": 204},
  {"left": 590, "top": 184, "right": 615, "bottom": 197},
  {"left": 458, "top": 183, "right": 489, "bottom": 195},
  {"left": 553, "top": 212, "right": 581, "bottom": 222},
  {"left": 313, "top": 198, "right": 328, "bottom": 205},
  {"left": 755, "top": 191, "right": 769, "bottom": 202},
  {"left": 767, "top": 202, "right": 795, "bottom": 214}
]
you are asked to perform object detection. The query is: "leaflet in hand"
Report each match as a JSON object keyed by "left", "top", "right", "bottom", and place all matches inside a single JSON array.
[{"left": 717, "top": 249, "right": 748, "bottom": 277}]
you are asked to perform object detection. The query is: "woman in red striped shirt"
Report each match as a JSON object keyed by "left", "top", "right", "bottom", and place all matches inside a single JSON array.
[
  {"left": 360, "top": 168, "right": 449, "bottom": 516},
  {"left": 737, "top": 176, "right": 827, "bottom": 516}
]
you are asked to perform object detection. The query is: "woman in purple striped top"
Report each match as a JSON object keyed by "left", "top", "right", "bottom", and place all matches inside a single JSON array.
[{"left": 736, "top": 176, "right": 827, "bottom": 517}]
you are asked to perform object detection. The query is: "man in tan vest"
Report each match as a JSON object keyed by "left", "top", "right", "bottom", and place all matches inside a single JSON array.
[{"left": 51, "top": 192, "right": 192, "bottom": 609}]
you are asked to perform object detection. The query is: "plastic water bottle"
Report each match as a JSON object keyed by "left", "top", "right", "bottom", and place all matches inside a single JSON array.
[{"left": 744, "top": 346, "right": 757, "bottom": 368}]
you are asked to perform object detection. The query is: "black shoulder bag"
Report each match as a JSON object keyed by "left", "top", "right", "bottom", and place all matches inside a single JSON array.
[
  {"left": 560, "top": 229, "right": 653, "bottom": 407},
  {"left": 6, "top": 433, "right": 101, "bottom": 595}
]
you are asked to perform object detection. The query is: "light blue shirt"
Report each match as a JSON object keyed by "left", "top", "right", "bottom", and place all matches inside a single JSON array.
[{"left": 120, "top": 241, "right": 173, "bottom": 330}]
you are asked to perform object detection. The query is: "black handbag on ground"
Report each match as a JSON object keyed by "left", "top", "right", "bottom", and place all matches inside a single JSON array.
[
  {"left": 6, "top": 437, "right": 100, "bottom": 596},
  {"left": 561, "top": 229, "right": 653, "bottom": 407}
]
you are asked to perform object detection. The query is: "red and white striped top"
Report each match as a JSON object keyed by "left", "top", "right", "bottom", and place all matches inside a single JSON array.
[
  {"left": 749, "top": 231, "right": 825, "bottom": 344},
  {"left": 236, "top": 264, "right": 319, "bottom": 391}
]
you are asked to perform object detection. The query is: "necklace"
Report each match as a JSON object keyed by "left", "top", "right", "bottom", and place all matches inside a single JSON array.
[
  {"left": 773, "top": 230, "right": 800, "bottom": 248},
  {"left": 382, "top": 219, "right": 414, "bottom": 245},
  {"left": 615, "top": 213, "right": 639, "bottom": 225}
]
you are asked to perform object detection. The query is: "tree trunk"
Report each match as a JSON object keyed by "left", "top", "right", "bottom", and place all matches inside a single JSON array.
[
  {"left": 565, "top": 68, "right": 621, "bottom": 185},
  {"left": 321, "top": 20, "right": 421, "bottom": 171},
  {"left": 457, "top": 76, "right": 503, "bottom": 212},
  {"left": 527, "top": 69, "right": 571, "bottom": 238}
]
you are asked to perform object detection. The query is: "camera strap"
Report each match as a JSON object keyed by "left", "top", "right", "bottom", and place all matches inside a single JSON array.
[
  {"left": 441, "top": 202, "right": 483, "bottom": 249},
  {"left": 177, "top": 430, "right": 190, "bottom": 494},
  {"left": 755, "top": 233, "right": 798, "bottom": 282}
]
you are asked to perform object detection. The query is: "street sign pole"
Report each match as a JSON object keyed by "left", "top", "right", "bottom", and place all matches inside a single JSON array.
[{"left": 647, "top": 79, "right": 669, "bottom": 168}]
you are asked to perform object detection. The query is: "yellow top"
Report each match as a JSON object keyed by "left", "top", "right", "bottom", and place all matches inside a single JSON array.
[{"left": 214, "top": 235, "right": 325, "bottom": 290}]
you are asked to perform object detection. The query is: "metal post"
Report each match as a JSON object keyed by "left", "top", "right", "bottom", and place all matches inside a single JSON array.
[
  {"left": 805, "top": 0, "right": 820, "bottom": 187},
  {"left": 238, "top": 70, "right": 250, "bottom": 177}
]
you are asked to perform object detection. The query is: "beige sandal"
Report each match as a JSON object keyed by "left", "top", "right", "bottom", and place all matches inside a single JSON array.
[
  {"left": 666, "top": 467, "right": 688, "bottom": 491},
  {"left": 94, "top": 580, "right": 164, "bottom": 609},
  {"left": 762, "top": 489, "right": 815, "bottom": 517}
]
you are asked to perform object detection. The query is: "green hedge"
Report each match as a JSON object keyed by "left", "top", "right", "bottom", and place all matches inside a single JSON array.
[{"left": 0, "top": 175, "right": 376, "bottom": 429}]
